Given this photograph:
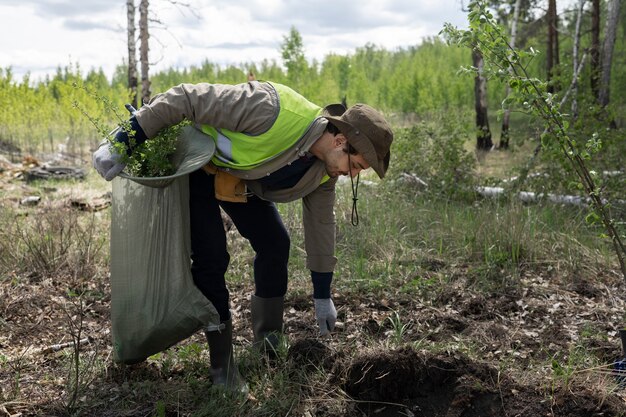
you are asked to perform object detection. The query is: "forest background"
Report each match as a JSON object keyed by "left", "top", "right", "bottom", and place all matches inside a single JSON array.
[
  {"left": 1, "top": 0, "right": 626, "bottom": 415},
  {"left": 0, "top": 0, "right": 622, "bottom": 158}
]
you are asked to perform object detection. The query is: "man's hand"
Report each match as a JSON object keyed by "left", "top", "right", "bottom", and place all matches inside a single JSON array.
[
  {"left": 314, "top": 298, "right": 337, "bottom": 336},
  {"left": 92, "top": 142, "right": 125, "bottom": 181},
  {"left": 92, "top": 116, "right": 147, "bottom": 181}
]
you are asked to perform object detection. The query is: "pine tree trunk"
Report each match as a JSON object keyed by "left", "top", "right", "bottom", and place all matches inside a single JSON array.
[
  {"left": 546, "top": 0, "right": 559, "bottom": 93},
  {"left": 590, "top": 0, "right": 600, "bottom": 99},
  {"left": 139, "top": 0, "right": 151, "bottom": 106},
  {"left": 500, "top": 0, "right": 522, "bottom": 149},
  {"left": 554, "top": 4, "right": 560, "bottom": 68},
  {"left": 598, "top": 0, "right": 621, "bottom": 108},
  {"left": 127, "top": 0, "right": 138, "bottom": 109},
  {"left": 473, "top": 49, "right": 492, "bottom": 150}
]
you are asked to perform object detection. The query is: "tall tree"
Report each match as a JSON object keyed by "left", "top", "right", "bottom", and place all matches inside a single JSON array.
[
  {"left": 139, "top": 0, "right": 151, "bottom": 105},
  {"left": 499, "top": 0, "right": 522, "bottom": 149},
  {"left": 590, "top": 0, "right": 600, "bottom": 98},
  {"left": 473, "top": 48, "right": 493, "bottom": 150},
  {"left": 598, "top": 0, "right": 621, "bottom": 108},
  {"left": 132, "top": 0, "right": 199, "bottom": 104},
  {"left": 546, "top": 0, "right": 560, "bottom": 93},
  {"left": 489, "top": 0, "right": 538, "bottom": 28},
  {"left": 127, "top": 0, "right": 138, "bottom": 109},
  {"left": 280, "top": 26, "right": 308, "bottom": 86},
  {"left": 571, "top": 0, "right": 586, "bottom": 119}
]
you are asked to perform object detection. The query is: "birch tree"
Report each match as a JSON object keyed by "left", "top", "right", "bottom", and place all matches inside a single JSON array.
[
  {"left": 131, "top": 0, "right": 199, "bottom": 106},
  {"left": 570, "top": 0, "right": 585, "bottom": 118},
  {"left": 139, "top": 0, "right": 151, "bottom": 105},
  {"left": 127, "top": 0, "right": 138, "bottom": 109},
  {"left": 499, "top": 0, "right": 522, "bottom": 149},
  {"left": 598, "top": 0, "right": 621, "bottom": 108}
]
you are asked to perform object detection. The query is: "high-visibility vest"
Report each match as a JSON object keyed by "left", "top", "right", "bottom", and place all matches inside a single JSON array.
[{"left": 201, "top": 82, "right": 322, "bottom": 170}]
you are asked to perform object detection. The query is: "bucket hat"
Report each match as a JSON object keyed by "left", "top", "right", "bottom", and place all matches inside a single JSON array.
[
  {"left": 321, "top": 103, "right": 346, "bottom": 117},
  {"left": 119, "top": 125, "right": 216, "bottom": 188},
  {"left": 323, "top": 104, "right": 393, "bottom": 179}
]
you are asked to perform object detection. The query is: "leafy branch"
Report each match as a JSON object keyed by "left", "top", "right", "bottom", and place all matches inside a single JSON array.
[
  {"left": 441, "top": 1, "right": 626, "bottom": 279},
  {"left": 73, "top": 83, "right": 187, "bottom": 178}
]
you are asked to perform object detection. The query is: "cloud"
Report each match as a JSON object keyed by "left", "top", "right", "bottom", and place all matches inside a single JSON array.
[
  {"left": 246, "top": 0, "right": 408, "bottom": 33},
  {"left": 203, "top": 41, "right": 270, "bottom": 49},
  {"left": 27, "top": 0, "right": 116, "bottom": 19},
  {"left": 63, "top": 18, "right": 119, "bottom": 32},
  {"left": 0, "top": 0, "right": 476, "bottom": 82}
]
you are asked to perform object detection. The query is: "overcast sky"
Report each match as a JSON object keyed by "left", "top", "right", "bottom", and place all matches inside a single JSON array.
[{"left": 0, "top": 0, "right": 472, "bottom": 83}]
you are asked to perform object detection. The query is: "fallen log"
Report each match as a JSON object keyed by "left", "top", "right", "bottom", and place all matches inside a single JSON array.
[
  {"left": 70, "top": 196, "right": 111, "bottom": 212},
  {"left": 39, "top": 337, "right": 93, "bottom": 355},
  {"left": 397, "top": 173, "right": 624, "bottom": 207},
  {"left": 475, "top": 186, "right": 626, "bottom": 207},
  {"left": 25, "top": 166, "right": 85, "bottom": 182},
  {"left": 20, "top": 196, "right": 41, "bottom": 206}
]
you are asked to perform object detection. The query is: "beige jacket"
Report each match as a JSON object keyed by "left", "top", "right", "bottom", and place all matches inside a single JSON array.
[{"left": 134, "top": 81, "right": 337, "bottom": 273}]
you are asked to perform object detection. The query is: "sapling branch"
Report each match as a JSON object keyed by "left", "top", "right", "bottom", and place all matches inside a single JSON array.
[
  {"left": 74, "top": 83, "right": 188, "bottom": 178},
  {"left": 442, "top": 0, "right": 626, "bottom": 279}
]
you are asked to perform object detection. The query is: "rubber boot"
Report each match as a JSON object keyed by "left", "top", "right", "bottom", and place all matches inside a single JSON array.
[
  {"left": 204, "top": 319, "right": 248, "bottom": 394},
  {"left": 251, "top": 295, "right": 285, "bottom": 356},
  {"left": 615, "top": 329, "right": 626, "bottom": 387}
]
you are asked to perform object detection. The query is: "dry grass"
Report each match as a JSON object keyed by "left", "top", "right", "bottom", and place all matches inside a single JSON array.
[{"left": 1, "top": 152, "right": 625, "bottom": 416}]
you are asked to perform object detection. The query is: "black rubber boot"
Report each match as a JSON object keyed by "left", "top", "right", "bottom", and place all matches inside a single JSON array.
[
  {"left": 204, "top": 319, "right": 248, "bottom": 394},
  {"left": 251, "top": 295, "right": 285, "bottom": 355}
]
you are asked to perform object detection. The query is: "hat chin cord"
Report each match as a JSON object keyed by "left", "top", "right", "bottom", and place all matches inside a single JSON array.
[{"left": 348, "top": 152, "right": 360, "bottom": 226}]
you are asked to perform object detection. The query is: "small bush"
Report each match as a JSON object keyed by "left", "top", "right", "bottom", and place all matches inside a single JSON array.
[
  {"left": 388, "top": 111, "right": 476, "bottom": 198},
  {"left": 0, "top": 207, "right": 106, "bottom": 283}
]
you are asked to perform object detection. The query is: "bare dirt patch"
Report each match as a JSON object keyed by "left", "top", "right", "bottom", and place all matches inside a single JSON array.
[{"left": 334, "top": 347, "right": 624, "bottom": 417}]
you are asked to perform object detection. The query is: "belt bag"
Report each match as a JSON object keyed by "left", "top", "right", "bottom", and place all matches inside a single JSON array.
[{"left": 202, "top": 163, "right": 248, "bottom": 203}]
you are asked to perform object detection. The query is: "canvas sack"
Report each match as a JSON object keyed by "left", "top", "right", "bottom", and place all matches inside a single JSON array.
[{"left": 110, "top": 175, "right": 219, "bottom": 364}]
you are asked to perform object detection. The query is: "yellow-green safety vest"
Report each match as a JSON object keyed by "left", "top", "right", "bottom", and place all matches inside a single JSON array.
[{"left": 201, "top": 82, "right": 322, "bottom": 170}]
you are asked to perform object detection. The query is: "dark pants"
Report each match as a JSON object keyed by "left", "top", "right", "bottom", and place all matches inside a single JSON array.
[{"left": 189, "top": 169, "right": 290, "bottom": 322}]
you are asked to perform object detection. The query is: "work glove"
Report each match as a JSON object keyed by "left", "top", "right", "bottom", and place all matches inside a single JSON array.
[
  {"left": 92, "top": 115, "right": 147, "bottom": 181},
  {"left": 92, "top": 142, "right": 125, "bottom": 181},
  {"left": 314, "top": 298, "right": 337, "bottom": 336}
]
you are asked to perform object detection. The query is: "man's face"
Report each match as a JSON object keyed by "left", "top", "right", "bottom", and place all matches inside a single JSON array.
[{"left": 324, "top": 135, "right": 370, "bottom": 178}]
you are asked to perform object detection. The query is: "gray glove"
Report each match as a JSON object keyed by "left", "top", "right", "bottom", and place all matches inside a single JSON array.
[
  {"left": 92, "top": 141, "right": 125, "bottom": 181},
  {"left": 314, "top": 298, "right": 337, "bottom": 336}
]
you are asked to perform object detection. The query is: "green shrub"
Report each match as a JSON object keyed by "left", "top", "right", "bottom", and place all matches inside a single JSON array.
[
  {"left": 388, "top": 111, "right": 476, "bottom": 198},
  {"left": 112, "top": 120, "right": 191, "bottom": 177}
]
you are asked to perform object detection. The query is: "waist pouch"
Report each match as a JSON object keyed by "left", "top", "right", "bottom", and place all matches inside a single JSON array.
[{"left": 202, "top": 163, "right": 248, "bottom": 203}]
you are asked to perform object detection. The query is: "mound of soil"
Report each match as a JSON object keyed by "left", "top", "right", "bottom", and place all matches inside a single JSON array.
[
  {"left": 288, "top": 337, "right": 334, "bottom": 371},
  {"left": 337, "top": 347, "right": 624, "bottom": 417}
]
